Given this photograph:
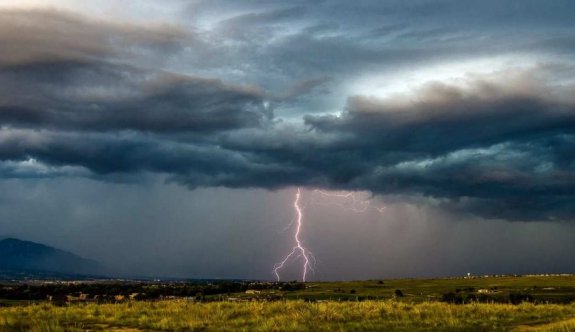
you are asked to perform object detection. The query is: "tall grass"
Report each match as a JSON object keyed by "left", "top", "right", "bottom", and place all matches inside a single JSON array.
[
  {"left": 0, "top": 300, "right": 574, "bottom": 331},
  {"left": 524, "top": 318, "right": 575, "bottom": 332}
]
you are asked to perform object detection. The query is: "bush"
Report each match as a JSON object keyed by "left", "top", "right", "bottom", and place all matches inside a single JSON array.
[
  {"left": 442, "top": 292, "right": 463, "bottom": 304},
  {"left": 466, "top": 294, "right": 478, "bottom": 303},
  {"left": 394, "top": 289, "right": 404, "bottom": 297},
  {"left": 509, "top": 293, "right": 534, "bottom": 305}
]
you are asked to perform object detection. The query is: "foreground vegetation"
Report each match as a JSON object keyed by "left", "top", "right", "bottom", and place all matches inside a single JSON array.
[
  {"left": 1, "top": 300, "right": 575, "bottom": 331},
  {"left": 1, "top": 276, "right": 575, "bottom": 331},
  {"left": 3, "top": 275, "right": 575, "bottom": 304},
  {"left": 272, "top": 275, "right": 575, "bottom": 304}
]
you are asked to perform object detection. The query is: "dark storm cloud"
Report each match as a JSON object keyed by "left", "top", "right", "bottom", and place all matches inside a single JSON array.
[
  {"left": 220, "top": 68, "right": 575, "bottom": 221},
  {"left": 0, "top": 62, "right": 269, "bottom": 133},
  {"left": 307, "top": 69, "right": 575, "bottom": 155},
  {"left": 2, "top": 2, "right": 575, "bottom": 223},
  {"left": 300, "top": 69, "right": 573, "bottom": 220},
  {"left": 0, "top": 9, "right": 183, "bottom": 67},
  {"left": 182, "top": 1, "right": 478, "bottom": 94},
  {"left": 0, "top": 9, "right": 270, "bottom": 133},
  {"left": 0, "top": 128, "right": 265, "bottom": 177},
  {"left": 187, "top": 0, "right": 575, "bottom": 71},
  {"left": 2, "top": 67, "right": 575, "bottom": 221}
]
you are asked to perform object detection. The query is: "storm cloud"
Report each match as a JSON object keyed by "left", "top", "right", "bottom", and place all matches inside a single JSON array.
[{"left": 1, "top": 1, "right": 575, "bottom": 224}]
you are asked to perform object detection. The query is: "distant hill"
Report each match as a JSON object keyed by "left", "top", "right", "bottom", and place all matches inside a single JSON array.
[{"left": 0, "top": 238, "right": 104, "bottom": 277}]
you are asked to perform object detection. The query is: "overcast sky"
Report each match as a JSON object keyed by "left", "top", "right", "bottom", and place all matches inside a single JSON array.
[{"left": 1, "top": 0, "right": 574, "bottom": 280}]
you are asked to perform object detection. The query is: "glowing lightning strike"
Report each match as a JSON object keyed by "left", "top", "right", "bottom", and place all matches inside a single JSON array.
[
  {"left": 273, "top": 188, "right": 313, "bottom": 282},
  {"left": 312, "top": 190, "right": 387, "bottom": 214},
  {"left": 273, "top": 188, "right": 385, "bottom": 282}
]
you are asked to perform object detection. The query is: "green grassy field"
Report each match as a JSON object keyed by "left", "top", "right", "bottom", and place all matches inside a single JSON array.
[
  {"left": 1, "top": 300, "right": 575, "bottom": 331},
  {"left": 231, "top": 275, "right": 575, "bottom": 304},
  {"left": 1, "top": 276, "right": 574, "bottom": 331}
]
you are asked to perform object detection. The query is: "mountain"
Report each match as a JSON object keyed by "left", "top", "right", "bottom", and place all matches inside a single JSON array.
[{"left": 0, "top": 238, "right": 104, "bottom": 277}]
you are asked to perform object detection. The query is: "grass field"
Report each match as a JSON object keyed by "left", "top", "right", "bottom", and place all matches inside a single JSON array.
[
  {"left": 1, "top": 300, "right": 575, "bottom": 331},
  {"left": 231, "top": 275, "right": 575, "bottom": 304},
  {"left": 1, "top": 276, "right": 575, "bottom": 331}
]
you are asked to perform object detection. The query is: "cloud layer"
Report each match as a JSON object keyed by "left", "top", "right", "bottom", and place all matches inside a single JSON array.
[{"left": 1, "top": 2, "right": 575, "bottom": 222}]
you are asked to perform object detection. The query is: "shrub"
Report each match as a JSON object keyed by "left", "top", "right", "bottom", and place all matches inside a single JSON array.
[
  {"left": 509, "top": 293, "right": 534, "bottom": 305},
  {"left": 442, "top": 292, "right": 463, "bottom": 304}
]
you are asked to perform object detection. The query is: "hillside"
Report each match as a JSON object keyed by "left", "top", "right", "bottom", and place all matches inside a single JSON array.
[{"left": 0, "top": 238, "right": 103, "bottom": 277}]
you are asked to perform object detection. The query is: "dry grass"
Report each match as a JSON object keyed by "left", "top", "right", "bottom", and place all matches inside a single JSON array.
[
  {"left": 517, "top": 317, "right": 575, "bottom": 332},
  {"left": 0, "top": 300, "right": 574, "bottom": 331}
]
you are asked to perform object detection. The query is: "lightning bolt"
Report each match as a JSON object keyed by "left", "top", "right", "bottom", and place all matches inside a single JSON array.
[
  {"left": 273, "top": 188, "right": 313, "bottom": 282},
  {"left": 273, "top": 187, "right": 385, "bottom": 282},
  {"left": 312, "top": 190, "right": 387, "bottom": 214}
]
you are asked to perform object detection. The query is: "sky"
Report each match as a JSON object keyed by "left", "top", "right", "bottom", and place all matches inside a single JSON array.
[{"left": 0, "top": 0, "right": 574, "bottom": 280}]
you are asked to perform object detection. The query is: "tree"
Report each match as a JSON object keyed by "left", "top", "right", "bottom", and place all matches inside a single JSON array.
[
  {"left": 509, "top": 293, "right": 533, "bottom": 305},
  {"left": 442, "top": 292, "right": 463, "bottom": 304}
]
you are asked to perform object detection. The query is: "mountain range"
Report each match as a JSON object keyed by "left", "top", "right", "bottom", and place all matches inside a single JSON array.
[{"left": 0, "top": 237, "right": 105, "bottom": 278}]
